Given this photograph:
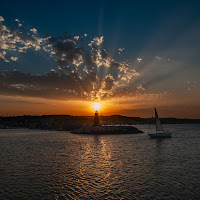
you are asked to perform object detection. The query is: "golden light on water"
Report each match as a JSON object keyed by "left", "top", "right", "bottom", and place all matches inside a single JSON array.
[{"left": 92, "top": 103, "right": 101, "bottom": 111}]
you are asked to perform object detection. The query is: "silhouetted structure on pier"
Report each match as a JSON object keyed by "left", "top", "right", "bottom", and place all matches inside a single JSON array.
[{"left": 94, "top": 111, "right": 99, "bottom": 126}]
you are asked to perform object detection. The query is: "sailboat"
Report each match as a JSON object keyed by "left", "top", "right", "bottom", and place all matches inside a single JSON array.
[{"left": 148, "top": 108, "right": 172, "bottom": 138}]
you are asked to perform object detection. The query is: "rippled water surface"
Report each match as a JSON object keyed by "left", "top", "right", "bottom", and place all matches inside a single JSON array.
[{"left": 0, "top": 124, "right": 200, "bottom": 199}]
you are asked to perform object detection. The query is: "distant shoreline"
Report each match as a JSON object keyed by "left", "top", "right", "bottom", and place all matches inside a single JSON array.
[
  {"left": 1, "top": 114, "right": 200, "bottom": 120},
  {"left": 0, "top": 115, "right": 200, "bottom": 132},
  {"left": 1, "top": 115, "right": 200, "bottom": 123}
]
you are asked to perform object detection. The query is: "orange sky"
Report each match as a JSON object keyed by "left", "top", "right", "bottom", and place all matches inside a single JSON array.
[{"left": 0, "top": 93, "right": 200, "bottom": 119}]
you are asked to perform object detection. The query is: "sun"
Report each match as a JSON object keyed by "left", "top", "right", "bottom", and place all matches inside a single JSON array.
[{"left": 92, "top": 103, "right": 101, "bottom": 111}]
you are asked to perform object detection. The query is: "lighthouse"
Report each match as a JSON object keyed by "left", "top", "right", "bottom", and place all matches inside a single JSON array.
[{"left": 93, "top": 111, "right": 99, "bottom": 126}]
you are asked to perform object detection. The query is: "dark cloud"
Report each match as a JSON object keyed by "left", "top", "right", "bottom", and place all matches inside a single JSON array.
[
  {"left": 49, "top": 37, "right": 83, "bottom": 67},
  {"left": 0, "top": 69, "right": 139, "bottom": 101},
  {"left": 0, "top": 16, "right": 140, "bottom": 101}
]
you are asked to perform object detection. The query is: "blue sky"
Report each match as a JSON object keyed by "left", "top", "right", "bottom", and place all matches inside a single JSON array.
[{"left": 2, "top": 1, "right": 200, "bottom": 57}]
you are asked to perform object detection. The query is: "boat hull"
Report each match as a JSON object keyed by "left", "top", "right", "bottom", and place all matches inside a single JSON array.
[{"left": 148, "top": 133, "right": 172, "bottom": 138}]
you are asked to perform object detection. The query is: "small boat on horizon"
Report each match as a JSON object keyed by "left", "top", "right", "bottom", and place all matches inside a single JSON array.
[{"left": 148, "top": 108, "right": 172, "bottom": 138}]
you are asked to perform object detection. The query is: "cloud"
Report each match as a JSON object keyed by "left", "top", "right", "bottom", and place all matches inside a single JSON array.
[
  {"left": 43, "top": 34, "right": 141, "bottom": 101},
  {"left": 10, "top": 56, "right": 18, "bottom": 61},
  {"left": 30, "top": 28, "right": 37, "bottom": 33},
  {"left": 74, "top": 36, "right": 79, "bottom": 40},
  {"left": 88, "top": 36, "right": 104, "bottom": 48},
  {"left": 0, "top": 51, "right": 9, "bottom": 62},
  {"left": 0, "top": 67, "right": 140, "bottom": 101},
  {"left": 0, "top": 16, "right": 142, "bottom": 102},
  {"left": 0, "top": 16, "right": 4, "bottom": 22},
  {"left": 137, "top": 57, "right": 142, "bottom": 62},
  {"left": 118, "top": 48, "right": 124, "bottom": 54},
  {"left": 155, "top": 56, "right": 162, "bottom": 60},
  {"left": 137, "top": 85, "right": 145, "bottom": 91},
  {"left": 0, "top": 16, "right": 47, "bottom": 60},
  {"left": 186, "top": 80, "right": 199, "bottom": 91}
]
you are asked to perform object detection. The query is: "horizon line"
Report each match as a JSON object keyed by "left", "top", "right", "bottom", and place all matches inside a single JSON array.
[{"left": 1, "top": 114, "right": 200, "bottom": 120}]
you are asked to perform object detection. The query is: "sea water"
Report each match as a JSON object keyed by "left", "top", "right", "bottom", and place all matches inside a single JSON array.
[{"left": 0, "top": 124, "right": 200, "bottom": 199}]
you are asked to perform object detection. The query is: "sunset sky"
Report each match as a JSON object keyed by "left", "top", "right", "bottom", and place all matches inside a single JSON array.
[{"left": 0, "top": 1, "right": 200, "bottom": 118}]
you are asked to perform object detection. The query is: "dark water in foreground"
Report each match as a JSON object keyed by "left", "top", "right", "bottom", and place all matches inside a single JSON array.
[{"left": 0, "top": 124, "right": 200, "bottom": 200}]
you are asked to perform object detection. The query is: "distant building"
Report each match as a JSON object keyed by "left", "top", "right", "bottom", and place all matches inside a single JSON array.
[{"left": 94, "top": 111, "right": 99, "bottom": 126}]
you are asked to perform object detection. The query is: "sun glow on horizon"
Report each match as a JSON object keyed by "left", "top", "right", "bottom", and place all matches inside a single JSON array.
[{"left": 92, "top": 103, "right": 101, "bottom": 111}]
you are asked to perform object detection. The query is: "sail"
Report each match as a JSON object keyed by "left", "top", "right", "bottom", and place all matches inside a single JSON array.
[{"left": 155, "top": 108, "right": 164, "bottom": 131}]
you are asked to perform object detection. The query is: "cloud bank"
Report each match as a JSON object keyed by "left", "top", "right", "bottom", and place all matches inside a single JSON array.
[{"left": 0, "top": 16, "right": 140, "bottom": 101}]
